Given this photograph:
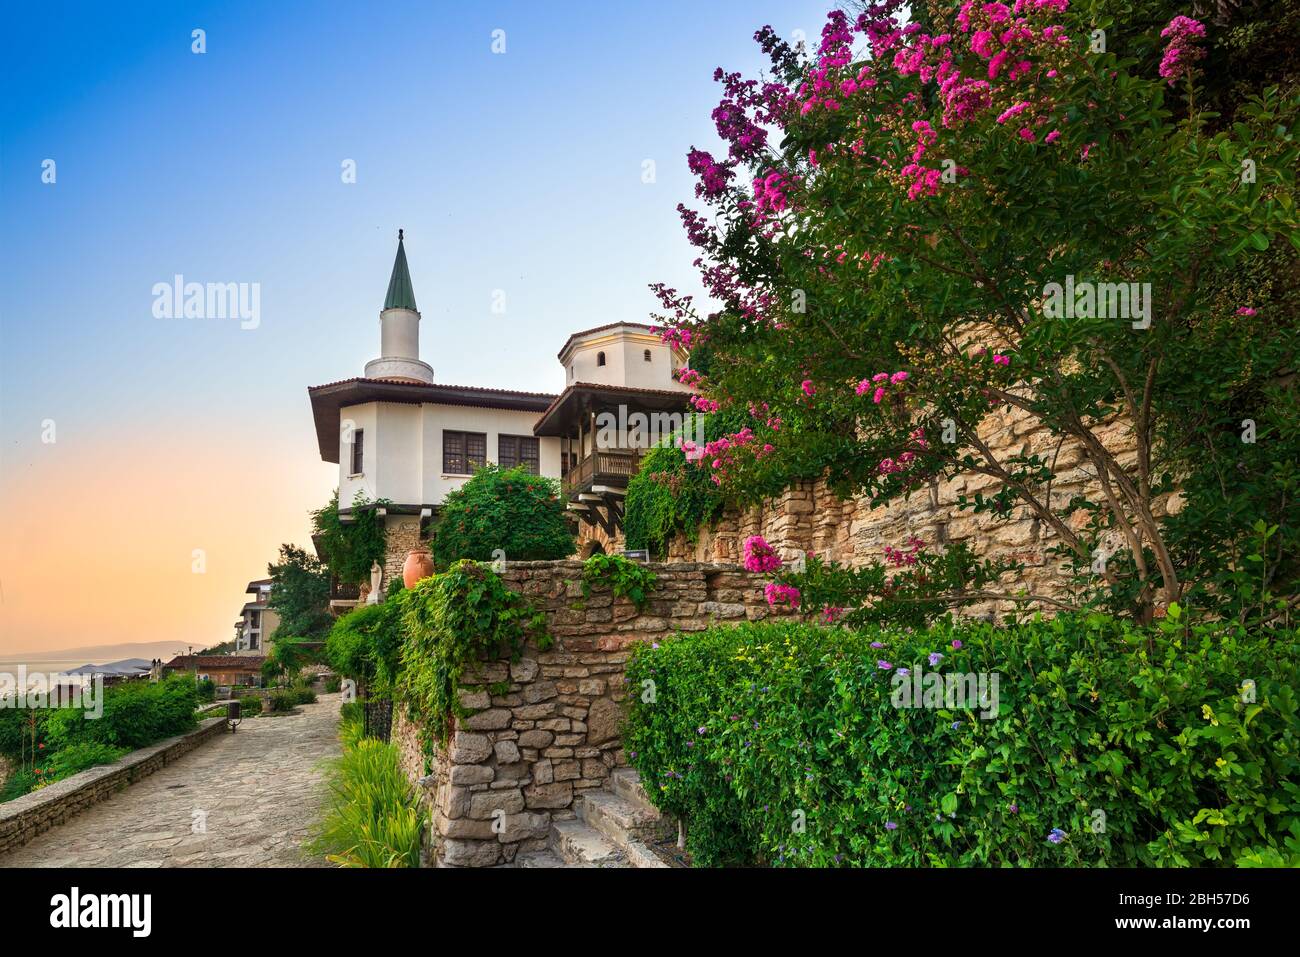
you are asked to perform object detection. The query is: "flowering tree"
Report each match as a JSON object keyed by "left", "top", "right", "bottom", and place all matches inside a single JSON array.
[{"left": 650, "top": 0, "right": 1299, "bottom": 623}]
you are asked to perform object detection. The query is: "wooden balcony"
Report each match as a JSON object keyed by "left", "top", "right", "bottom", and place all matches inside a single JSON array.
[{"left": 562, "top": 449, "right": 641, "bottom": 496}]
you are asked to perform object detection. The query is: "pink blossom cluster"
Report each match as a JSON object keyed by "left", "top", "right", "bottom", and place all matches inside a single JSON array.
[
  {"left": 821, "top": 606, "right": 846, "bottom": 624},
  {"left": 687, "top": 148, "right": 734, "bottom": 199},
  {"left": 883, "top": 536, "right": 926, "bottom": 567},
  {"left": 691, "top": 395, "right": 721, "bottom": 414},
  {"left": 764, "top": 582, "right": 801, "bottom": 608},
  {"left": 743, "top": 535, "right": 783, "bottom": 573},
  {"left": 856, "top": 370, "right": 910, "bottom": 404},
  {"left": 753, "top": 168, "right": 794, "bottom": 221},
  {"left": 677, "top": 204, "right": 715, "bottom": 251},
  {"left": 900, "top": 120, "right": 943, "bottom": 199},
  {"left": 877, "top": 428, "right": 929, "bottom": 477},
  {"left": 1158, "top": 16, "right": 1206, "bottom": 87},
  {"left": 676, "top": 367, "right": 704, "bottom": 389}
]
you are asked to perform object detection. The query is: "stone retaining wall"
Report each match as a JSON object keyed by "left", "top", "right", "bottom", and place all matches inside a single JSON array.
[
  {"left": 0, "top": 716, "right": 228, "bottom": 856},
  {"left": 667, "top": 410, "right": 1181, "bottom": 618},
  {"left": 393, "top": 560, "right": 789, "bottom": 867}
]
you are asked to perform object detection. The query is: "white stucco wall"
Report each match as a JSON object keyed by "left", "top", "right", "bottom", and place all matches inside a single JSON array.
[
  {"left": 337, "top": 400, "right": 561, "bottom": 508},
  {"left": 563, "top": 327, "right": 689, "bottom": 391}
]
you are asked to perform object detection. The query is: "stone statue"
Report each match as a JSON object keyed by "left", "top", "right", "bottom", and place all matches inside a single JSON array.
[{"left": 366, "top": 561, "right": 383, "bottom": 604}]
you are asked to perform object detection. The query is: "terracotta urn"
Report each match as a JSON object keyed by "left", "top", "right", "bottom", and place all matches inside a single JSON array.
[{"left": 403, "top": 549, "right": 435, "bottom": 588}]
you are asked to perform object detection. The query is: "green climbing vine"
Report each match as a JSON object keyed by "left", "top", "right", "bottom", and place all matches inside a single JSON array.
[
  {"left": 396, "top": 560, "right": 549, "bottom": 744},
  {"left": 581, "top": 554, "right": 658, "bottom": 611}
]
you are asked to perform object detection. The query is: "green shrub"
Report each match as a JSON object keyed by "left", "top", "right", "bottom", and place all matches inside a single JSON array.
[
  {"left": 269, "top": 690, "right": 298, "bottom": 713},
  {"left": 312, "top": 739, "right": 427, "bottom": 867},
  {"left": 291, "top": 681, "right": 318, "bottom": 706},
  {"left": 237, "top": 696, "right": 262, "bottom": 717},
  {"left": 43, "top": 675, "right": 197, "bottom": 751},
  {"left": 0, "top": 769, "right": 38, "bottom": 802},
  {"left": 324, "top": 674, "right": 343, "bottom": 693},
  {"left": 623, "top": 415, "right": 727, "bottom": 558},
  {"left": 312, "top": 490, "right": 390, "bottom": 586},
  {"left": 40, "top": 741, "right": 129, "bottom": 782},
  {"left": 339, "top": 702, "right": 364, "bottom": 750},
  {"left": 397, "top": 560, "right": 549, "bottom": 743},
  {"left": 430, "top": 464, "right": 573, "bottom": 567},
  {"left": 196, "top": 677, "right": 217, "bottom": 703},
  {"left": 581, "top": 554, "right": 657, "bottom": 610},
  {"left": 624, "top": 613, "right": 1300, "bottom": 867},
  {"left": 326, "top": 594, "right": 404, "bottom": 692}
]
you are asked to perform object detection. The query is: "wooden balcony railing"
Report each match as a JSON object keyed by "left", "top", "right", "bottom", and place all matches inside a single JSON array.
[{"left": 563, "top": 449, "right": 641, "bottom": 496}]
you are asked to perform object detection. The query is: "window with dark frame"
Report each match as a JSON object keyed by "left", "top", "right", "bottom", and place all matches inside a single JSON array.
[
  {"left": 644, "top": 348, "right": 652, "bottom": 362},
  {"left": 499, "top": 434, "right": 540, "bottom": 474},
  {"left": 597, "top": 351, "right": 606, "bottom": 366},
  {"left": 443, "top": 430, "right": 487, "bottom": 474},
  {"left": 350, "top": 429, "right": 364, "bottom": 475}
]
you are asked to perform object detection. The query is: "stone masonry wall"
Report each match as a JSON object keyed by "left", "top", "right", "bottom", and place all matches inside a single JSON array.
[
  {"left": 382, "top": 514, "right": 424, "bottom": 593},
  {"left": 392, "top": 560, "right": 791, "bottom": 867},
  {"left": 667, "top": 408, "right": 1180, "bottom": 618}
]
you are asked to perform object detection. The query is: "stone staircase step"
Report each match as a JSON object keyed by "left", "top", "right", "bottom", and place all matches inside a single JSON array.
[
  {"left": 549, "top": 818, "right": 629, "bottom": 868},
  {"left": 507, "top": 848, "right": 567, "bottom": 868},
  {"left": 579, "top": 789, "right": 676, "bottom": 846},
  {"left": 609, "top": 767, "right": 656, "bottom": 809}
]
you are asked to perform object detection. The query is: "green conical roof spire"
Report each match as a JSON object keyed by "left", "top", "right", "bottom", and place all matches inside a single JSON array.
[{"left": 384, "top": 229, "right": 418, "bottom": 311}]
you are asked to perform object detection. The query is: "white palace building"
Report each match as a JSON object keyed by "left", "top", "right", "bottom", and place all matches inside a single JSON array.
[{"left": 307, "top": 231, "right": 693, "bottom": 584}]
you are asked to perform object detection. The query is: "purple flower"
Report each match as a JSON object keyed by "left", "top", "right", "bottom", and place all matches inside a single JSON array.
[
  {"left": 951, "top": 639, "right": 963, "bottom": 650},
  {"left": 897, "top": 667, "right": 910, "bottom": 677},
  {"left": 697, "top": 726, "right": 706, "bottom": 735},
  {"left": 877, "top": 660, "right": 893, "bottom": 670},
  {"left": 1048, "top": 828, "right": 1067, "bottom": 844},
  {"left": 1008, "top": 803, "right": 1019, "bottom": 814},
  {"left": 928, "top": 652, "right": 944, "bottom": 666},
  {"left": 885, "top": 821, "right": 898, "bottom": 831},
  {"left": 870, "top": 641, "right": 885, "bottom": 649}
]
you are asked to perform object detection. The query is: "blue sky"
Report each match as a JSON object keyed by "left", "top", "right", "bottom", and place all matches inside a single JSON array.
[{"left": 0, "top": 0, "right": 832, "bottom": 651}]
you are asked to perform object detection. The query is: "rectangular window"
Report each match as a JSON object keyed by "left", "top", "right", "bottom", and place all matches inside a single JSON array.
[
  {"left": 499, "top": 434, "right": 540, "bottom": 474},
  {"left": 350, "top": 429, "right": 364, "bottom": 475},
  {"left": 444, "top": 430, "right": 487, "bottom": 474}
]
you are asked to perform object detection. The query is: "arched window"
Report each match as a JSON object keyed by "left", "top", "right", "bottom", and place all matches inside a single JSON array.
[
  {"left": 597, "top": 352, "right": 606, "bottom": 367},
  {"left": 643, "top": 349, "right": 652, "bottom": 362}
]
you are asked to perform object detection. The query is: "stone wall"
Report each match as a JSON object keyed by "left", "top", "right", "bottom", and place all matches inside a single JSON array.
[
  {"left": 666, "top": 409, "right": 1176, "bottom": 618},
  {"left": 382, "top": 514, "right": 425, "bottom": 593},
  {"left": 393, "top": 560, "right": 790, "bottom": 867},
  {"left": 0, "top": 716, "right": 228, "bottom": 856}
]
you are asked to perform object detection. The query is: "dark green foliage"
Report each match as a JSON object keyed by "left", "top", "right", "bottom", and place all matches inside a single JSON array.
[
  {"left": 325, "top": 586, "right": 406, "bottom": 693},
  {"left": 397, "top": 560, "right": 549, "bottom": 743},
  {"left": 42, "top": 675, "right": 197, "bottom": 752},
  {"left": 1, "top": 676, "right": 197, "bottom": 802},
  {"left": 430, "top": 465, "right": 574, "bottom": 567},
  {"left": 581, "top": 554, "right": 658, "bottom": 611},
  {"left": 267, "top": 544, "right": 333, "bottom": 641},
  {"left": 237, "top": 695, "right": 263, "bottom": 716},
  {"left": 269, "top": 689, "right": 298, "bottom": 713},
  {"left": 40, "top": 741, "right": 129, "bottom": 780},
  {"left": 312, "top": 490, "right": 390, "bottom": 586},
  {"left": 196, "top": 677, "right": 216, "bottom": 703},
  {"left": 625, "top": 615, "right": 1300, "bottom": 867}
]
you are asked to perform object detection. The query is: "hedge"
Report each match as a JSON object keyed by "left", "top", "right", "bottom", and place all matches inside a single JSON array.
[{"left": 623, "top": 613, "right": 1300, "bottom": 867}]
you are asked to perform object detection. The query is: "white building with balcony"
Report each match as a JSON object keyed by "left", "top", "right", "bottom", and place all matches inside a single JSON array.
[{"left": 307, "top": 232, "right": 692, "bottom": 565}]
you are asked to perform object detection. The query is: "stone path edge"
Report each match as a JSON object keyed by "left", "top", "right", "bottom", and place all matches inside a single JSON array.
[{"left": 0, "top": 716, "right": 228, "bottom": 857}]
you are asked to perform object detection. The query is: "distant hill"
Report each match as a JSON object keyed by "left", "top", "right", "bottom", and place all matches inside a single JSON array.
[{"left": 0, "top": 639, "right": 227, "bottom": 664}]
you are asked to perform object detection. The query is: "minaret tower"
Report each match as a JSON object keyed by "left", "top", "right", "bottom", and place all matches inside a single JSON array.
[{"left": 364, "top": 229, "right": 434, "bottom": 383}]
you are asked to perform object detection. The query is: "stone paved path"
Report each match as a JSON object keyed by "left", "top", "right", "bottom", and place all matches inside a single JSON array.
[{"left": 1, "top": 693, "right": 342, "bottom": 868}]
